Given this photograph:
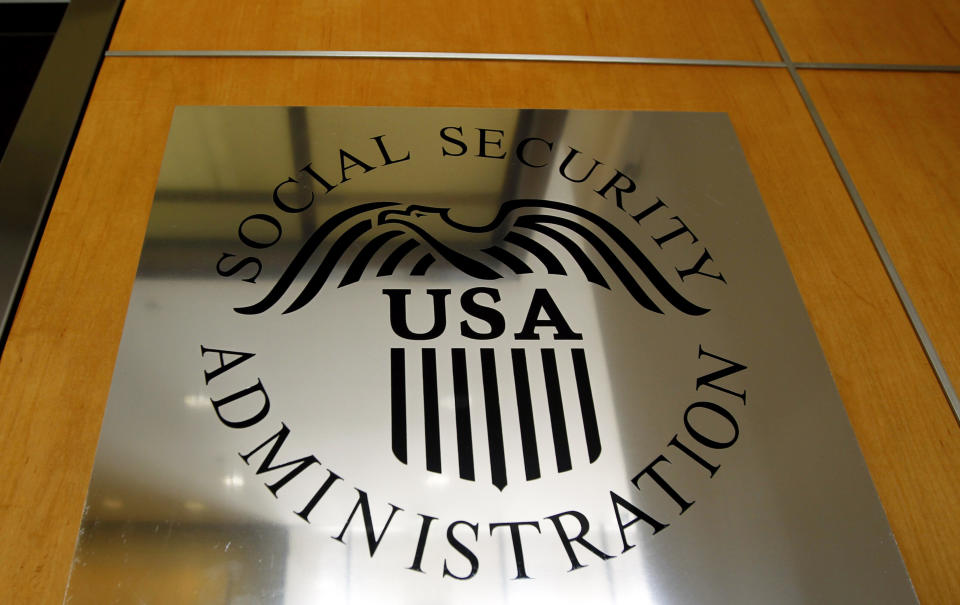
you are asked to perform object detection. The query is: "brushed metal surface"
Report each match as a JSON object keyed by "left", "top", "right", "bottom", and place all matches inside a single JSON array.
[{"left": 64, "top": 107, "right": 917, "bottom": 604}]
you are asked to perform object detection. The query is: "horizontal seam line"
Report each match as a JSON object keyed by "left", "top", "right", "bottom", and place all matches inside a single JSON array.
[
  {"left": 104, "top": 50, "right": 960, "bottom": 71},
  {"left": 103, "top": 49, "right": 785, "bottom": 67},
  {"left": 795, "top": 62, "right": 960, "bottom": 72}
]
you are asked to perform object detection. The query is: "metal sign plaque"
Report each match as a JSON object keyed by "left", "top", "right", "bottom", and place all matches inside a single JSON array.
[{"left": 65, "top": 107, "right": 917, "bottom": 604}]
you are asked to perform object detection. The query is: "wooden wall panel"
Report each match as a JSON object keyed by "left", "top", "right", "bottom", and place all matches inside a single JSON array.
[
  {"left": 0, "top": 58, "right": 956, "bottom": 604},
  {"left": 108, "top": 0, "right": 781, "bottom": 61},
  {"left": 803, "top": 70, "right": 960, "bottom": 400},
  {"left": 764, "top": 0, "right": 960, "bottom": 64}
]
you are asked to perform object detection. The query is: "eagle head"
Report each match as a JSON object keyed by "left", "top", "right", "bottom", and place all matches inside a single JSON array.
[{"left": 377, "top": 204, "right": 453, "bottom": 231}]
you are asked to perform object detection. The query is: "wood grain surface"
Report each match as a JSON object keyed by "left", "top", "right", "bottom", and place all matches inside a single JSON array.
[
  {"left": 108, "top": 0, "right": 781, "bottom": 61},
  {"left": 764, "top": 0, "right": 960, "bottom": 64},
  {"left": 803, "top": 70, "right": 960, "bottom": 397},
  {"left": 0, "top": 58, "right": 956, "bottom": 604}
]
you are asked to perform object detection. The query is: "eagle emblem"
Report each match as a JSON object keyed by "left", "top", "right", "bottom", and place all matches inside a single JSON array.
[{"left": 235, "top": 199, "right": 708, "bottom": 316}]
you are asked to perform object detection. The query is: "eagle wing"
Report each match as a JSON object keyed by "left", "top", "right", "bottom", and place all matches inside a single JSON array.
[
  {"left": 234, "top": 199, "right": 709, "bottom": 317},
  {"left": 233, "top": 201, "right": 400, "bottom": 315},
  {"left": 466, "top": 199, "right": 709, "bottom": 316}
]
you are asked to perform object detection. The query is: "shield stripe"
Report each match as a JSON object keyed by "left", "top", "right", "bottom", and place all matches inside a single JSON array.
[
  {"left": 390, "top": 348, "right": 601, "bottom": 487},
  {"left": 451, "top": 348, "right": 475, "bottom": 481},
  {"left": 422, "top": 348, "right": 441, "bottom": 473},
  {"left": 511, "top": 348, "right": 541, "bottom": 481},
  {"left": 390, "top": 348, "right": 407, "bottom": 464},
  {"left": 572, "top": 348, "right": 602, "bottom": 462},
  {"left": 541, "top": 349, "right": 572, "bottom": 472},
  {"left": 480, "top": 348, "right": 508, "bottom": 491}
]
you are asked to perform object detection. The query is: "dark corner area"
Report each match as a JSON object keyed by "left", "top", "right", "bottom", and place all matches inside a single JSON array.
[{"left": 0, "top": 2, "right": 68, "bottom": 162}]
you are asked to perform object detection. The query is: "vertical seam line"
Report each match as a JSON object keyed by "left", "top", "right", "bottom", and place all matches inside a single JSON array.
[{"left": 751, "top": 0, "right": 960, "bottom": 425}]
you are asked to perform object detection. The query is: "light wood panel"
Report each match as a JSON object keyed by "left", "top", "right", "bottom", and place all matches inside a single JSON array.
[
  {"left": 803, "top": 70, "right": 960, "bottom": 401},
  {"left": 764, "top": 0, "right": 960, "bottom": 64},
  {"left": 0, "top": 58, "right": 956, "bottom": 604},
  {"left": 109, "top": 0, "right": 781, "bottom": 61}
]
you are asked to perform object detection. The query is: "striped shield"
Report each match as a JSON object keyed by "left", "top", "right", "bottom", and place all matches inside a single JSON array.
[{"left": 390, "top": 347, "right": 602, "bottom": 491}]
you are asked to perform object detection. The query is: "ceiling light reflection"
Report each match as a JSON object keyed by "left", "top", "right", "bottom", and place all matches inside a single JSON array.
[
  {"left": 183, "top": 394, "right": 207, "bottom": 407},
  {"left": 426, "top": 473, "right": 449, "bottom": 487},
  {"left": 223, "top": 473, "right": 245, "bottom": 487}
]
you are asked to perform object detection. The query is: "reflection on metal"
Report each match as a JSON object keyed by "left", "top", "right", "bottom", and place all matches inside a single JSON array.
[
  {"left": 65, "top": 107, "right": 918, "bottom": 604},
  {"left": 0, "top": 0, "right": 123, "bottom": 350}
]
